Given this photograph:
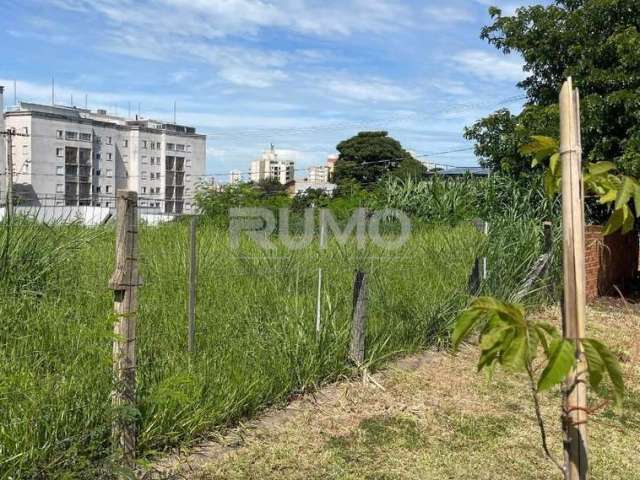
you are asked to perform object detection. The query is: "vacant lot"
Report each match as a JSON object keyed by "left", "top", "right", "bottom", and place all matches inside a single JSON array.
[
  {"left": 154, "top": 301, "right": 640, "bottom": 480},
  {"left": 2, "top": 220, "right": 485, "bottom": 477}
]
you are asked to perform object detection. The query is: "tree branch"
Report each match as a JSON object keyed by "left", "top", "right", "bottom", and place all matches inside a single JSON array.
[{"left": 526, "top": 361, "right": 566, "bottom": 477}]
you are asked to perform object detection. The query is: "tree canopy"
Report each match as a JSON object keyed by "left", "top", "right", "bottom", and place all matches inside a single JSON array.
[
  {"left": 332, "top": 131, "right": 425, "bottom": 186},
  {"left": 465, "top": 0, "right": 640, "bottom": 177}
]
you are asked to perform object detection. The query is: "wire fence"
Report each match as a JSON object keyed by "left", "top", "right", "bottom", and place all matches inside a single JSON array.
[{"left": 0, "top": 189, "right": 558, "bottom": 478}]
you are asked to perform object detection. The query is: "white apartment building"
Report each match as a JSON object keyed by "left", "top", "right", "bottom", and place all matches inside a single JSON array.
[
  {"left": 307, "top": 165, "right": 330, "bottom": 184},
  {"left": 3, "top": 98, "right": 206, "bottom": 214},
  {"left": 249, "top": 145, "right": 294, "bottom": 184},
  {"left": 229, "top": 170, "right": 242, "bottom": 183}
]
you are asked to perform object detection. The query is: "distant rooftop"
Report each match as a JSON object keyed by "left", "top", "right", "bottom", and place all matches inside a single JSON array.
[
  {"left": 428, "top": 167, "right": 490, "bottom": 177},
  {"left": 7, "top": 102, "right": 200, "bottom": 135}
]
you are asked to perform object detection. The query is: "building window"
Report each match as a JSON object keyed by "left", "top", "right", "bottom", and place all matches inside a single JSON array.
[
  {"left": 142, "top": 155, "right": 148, "bottom": 164},
  {"left": 56, "top": 184, "right": 64, "bottom": 193},
  {"left": 96, "top": 186, "right": 101, "bottom": 193},
  {"left": 156, "top": 142, "right": 160, "bottom": 149},
  {"left": 107, "top": 152, "right": 112, "bottom": 161},
  {"left": 56, "top": 130, "right": 63, "bottom": 139},
  {"left": 107, "top": 137, "right": 112, "bottom": 145},
  {"left": 95, "top": 169, "right": 101, "bottom": 176},
  {"left": 150, "top": 142, "right": 155, "bottom": 150},
  {"left": 65, "top": 131, "right": 78, "bottom": 140},
  {"left": 96, "top": 136, "right": 102, "bottom": 144},
  {"left": 56, "top": 147, "right": 63, "bottom": 157},
  {"left": 142, "top": 186, "right": 147, "bottom": 194},
  {"left": 176, "top": 144, "right": 185, "bottom": 152},
  {"left": 105, "top": 202, "right": 110, "bottom": 208},
  {"left": 56, "top": 166, "right": 64, "bottom": 175},
  {"left": 105, "top": 185, "right": 111, "bottom": 193},
  {"left": 123, "top": 139, "right": 128, "bottom": 147},
  {"left": 80, "top": 133, "right": 92, "bottom": 141},
  {"left": 95, "top": 153, "right": 101, "bottom": 160},
  {"left": 166, "top": 143, "right": 175, "bottom": 151},
  {"left": 142, "top": 140, "right": 147, "bottom": 149},
  {"left": 106, "top": 169, "right": 113, "bottom": 177},
  {"left": 186, "top": 159, "right": 192, "bottom": 168},
  {"left": 141, "top": 172, "right": 147, "bottom": 180}
]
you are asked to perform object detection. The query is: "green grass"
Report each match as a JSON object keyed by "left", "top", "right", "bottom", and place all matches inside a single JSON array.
[{"left": 1, "top": 218, "right": 492, "bottom": 478}]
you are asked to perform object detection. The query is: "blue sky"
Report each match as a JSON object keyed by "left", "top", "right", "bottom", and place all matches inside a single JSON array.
[{"left": 1, "top": 0, "right": 549, "bottom": 181}]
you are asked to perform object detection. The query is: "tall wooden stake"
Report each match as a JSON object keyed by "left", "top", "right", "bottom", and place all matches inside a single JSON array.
[
  {"left": 559, "top": 77, "right": 588, "bottom": 480},
  {"left": 187, "top": 215, "right": 197, "bottom": 353},
  {"left": 109, "top": 190, "right": 141, "bottom": 467},
  {"left": 349, "top": 270, "right": 367, "bottom": 365}
]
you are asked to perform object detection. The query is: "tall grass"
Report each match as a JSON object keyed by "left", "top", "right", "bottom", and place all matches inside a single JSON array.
[{"left": 1, "top": 219, "right": 480, "bottom": 478}]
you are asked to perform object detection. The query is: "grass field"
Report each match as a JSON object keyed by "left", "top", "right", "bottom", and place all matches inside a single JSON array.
[
  {"left": 1, "top": 218, "right": 492, "bottom": 478},
  {"left": 167, "top": 302, "right": 640, "bottom": 480}
]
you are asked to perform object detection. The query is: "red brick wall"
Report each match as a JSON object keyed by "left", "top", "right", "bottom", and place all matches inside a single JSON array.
[{"left": 584, "top": 225, "right": 638, "bottom": 302}]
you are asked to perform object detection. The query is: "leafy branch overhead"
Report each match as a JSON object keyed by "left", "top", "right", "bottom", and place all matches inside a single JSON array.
[
  {"left": 453, "top": 297, "right": 624, "bottom": 405},
  {"left": 520, "top": 135, "right": 640, "bottom": 235}
]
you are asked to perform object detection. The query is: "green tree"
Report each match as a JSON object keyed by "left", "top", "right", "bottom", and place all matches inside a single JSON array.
[
  {"left": 465, "top": 0, "right": 640, "bottom": 177},
  {"left": 333, "top": 131, "right": 422, "bottom": 186}
]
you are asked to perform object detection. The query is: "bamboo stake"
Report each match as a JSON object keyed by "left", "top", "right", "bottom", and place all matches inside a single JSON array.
[
  {"left": 109, "top": 190, "right": 141, "bottom": 467},
  {"left": 559, "top": 77, "right": 588, "bottom": 480}
]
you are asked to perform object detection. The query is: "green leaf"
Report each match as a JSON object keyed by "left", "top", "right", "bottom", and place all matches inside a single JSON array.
[
  {"left": 452, "top": 309, "right": 483, "bottom": 350},
  {"left": 501, "top": 332, "right": 528, "bottom": 371},
  {"left": 519, "top": 135, "right": 559, "bottom": 160},
  {"left": 622, "top": 204, "right": 635, "bottom": 234},
  {"left": 549, "top": 153, "right": 560, "bottom": 175},
  {"left": 470, "top": 297, "right": 525, "bottom": 326},
  {"left": 533, "top": 322, "right": 561, "bottom": 357},
  {"left": 543, "top": 170, "right": 557, "bottom": 197},
  {"left": 587, "top": 161, "right": 616, "bottom": 176},
  {"left": 537, "top": 339, "right": 576, "bottom": 391},
  {"left": 603, "top": 207, "right": 625, "bottom": 235},
  {"left": 582, "top": 340, "right": 605, "bottom": 390},
  {"left": 599, "top": 190, "right": 617, "bottom": 205},
  {"left": 583, "top": 338, "right": 625, "bottom": 406},
  {"left": 480, "top": 322, "right": 511, "bottom": 351},
  {"left": 634, "top": 186, "right": 640, "bottom": 216},
  {"left": 615, "top": 176, "right": 638, "bottom": 210}
]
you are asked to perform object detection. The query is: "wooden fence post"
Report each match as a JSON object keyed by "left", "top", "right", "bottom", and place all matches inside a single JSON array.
[
  {"left": 468, "top": 219, "right": 488, "bottom": 293},
  {"left": 349, "top": 270, "right": 367, "bottom": 365},
  {"left": 543, "top": 221, "right": 553, "bottom": 254},
  {"left": 187, "top": 215, "right": 197, "bottom": 353},
  {"left": 109, "top": 190, "right": 141, "bottom": 467},
  {"left": 559, "top": 77, "right": 588, "bottom": 480}
]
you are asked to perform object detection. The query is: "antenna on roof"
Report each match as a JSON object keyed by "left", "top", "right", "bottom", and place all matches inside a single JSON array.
[
  {"left": 85, "top": 94, "right": 88, "bottom": 109},
  {"left": 138, "top": 102, "right": 141, "bottom": 117},
  {"left": 70, "top": 93, "right": 73, "bottom": 106},
  {"left": 173, "top": 101, "right": 176, "bottom": 124}
]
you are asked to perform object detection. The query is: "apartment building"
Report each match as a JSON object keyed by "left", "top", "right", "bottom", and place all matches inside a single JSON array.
[
  {"left": 3, "top": 99, "right": 206, "bottom": 214},
  {"left": 249, "top": 145, "right": 294, "bottom": 184},
  {"left": 307, "top": 165, "right": 330, "bottom": 184}
]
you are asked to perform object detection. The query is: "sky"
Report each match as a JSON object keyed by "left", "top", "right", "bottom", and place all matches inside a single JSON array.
[{"left": 0, "top": 0, "right": 550, "bottom": 181}]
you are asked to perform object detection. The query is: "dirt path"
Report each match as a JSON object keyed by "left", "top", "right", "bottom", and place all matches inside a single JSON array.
[{"left": 147, "top": 302, "right": 640, "bottom": 480}]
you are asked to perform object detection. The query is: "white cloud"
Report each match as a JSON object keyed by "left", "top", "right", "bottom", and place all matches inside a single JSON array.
[
  {"left": 452, "top": 50, "right": 525, "bottom": 81},
  {"left": 424, "top": 6, "right": 475, "bottom": 24},
  {"left": 50, "top": 0, "right": 413, "bottom": 38},
  {"left": 323, "top": 78, "right": 418, "bottom": 103}
]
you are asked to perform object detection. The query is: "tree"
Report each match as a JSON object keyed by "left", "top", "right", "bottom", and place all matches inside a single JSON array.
[
  {"left": 465, "top": 1, "right": 640, "bottom": 177},
  {"left": 333, "top": 131, "right": 423, "bottom": 186}
]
